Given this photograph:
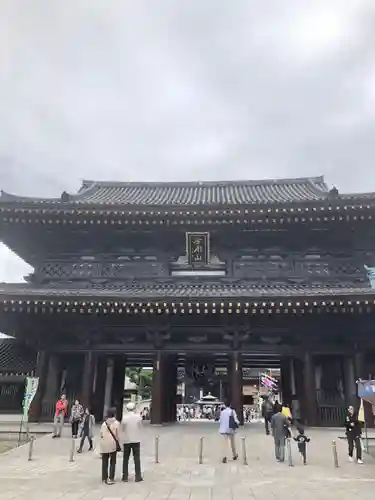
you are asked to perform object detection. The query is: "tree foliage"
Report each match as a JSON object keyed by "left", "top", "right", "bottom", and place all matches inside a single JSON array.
[{"left": 125, "top": 367, "right": 153, "bottom": 399}]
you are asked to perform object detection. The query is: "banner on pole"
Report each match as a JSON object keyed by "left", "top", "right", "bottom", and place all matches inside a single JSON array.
[
  {"left": 23, "top": 377, "right": 39, "bottom": 420},
  {"left": 358, "top": 398, "right": 365, "bottom": 423},
  {"left": 357, "top": 379, "right": 375, "bottom": 405}
]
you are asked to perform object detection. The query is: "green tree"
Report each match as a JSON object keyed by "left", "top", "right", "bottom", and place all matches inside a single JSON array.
[{"left": 125, "top": 367, "right": 153, "bottom": 400}]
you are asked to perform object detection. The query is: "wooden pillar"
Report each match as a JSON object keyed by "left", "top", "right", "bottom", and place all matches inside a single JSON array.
[
  {"left": 228, "top": 352, "right": 243, "bottom": 425},
  {"left": 354, "top": 351, "right": 374, "bottom": 427},
  {"left": 29, "top": 350, "right": 49, "bottom": 422},
  {"left": 92, "top": 355, "right": 107, "bottom": 422},
  {"left": 112, "top": 356, "right": 126, "bottom": 421},
  {"left": 81, "top": 350, "right": 95, "bottom": 409},
  {"left": 344, "top": 356, "right": 357, "bottom": 406},
  {"left": 40, "top": 354, "right": 60, "bottom": 420},
  {"left": 151, "top": 351, "right": 163, "bottom": 425},
  {"left": 280, "top": 357, "right": 292, "bottom": 405},
  {"left": 103, "top": 358, "right": 114, "bottom": 418},
  {"left": 303, "top": 351, "right": 318, "bottom": 426},
  {"left": 163, "top": 355, "right": 177, "bottom": 423}
]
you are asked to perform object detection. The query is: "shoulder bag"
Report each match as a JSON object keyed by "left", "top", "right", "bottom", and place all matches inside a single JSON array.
[
  {"left": 105, "top": 421, "right": 122, "bottom": 452},
  {"left": 229, "top": 410, "right": 239, "bottom": 430}
]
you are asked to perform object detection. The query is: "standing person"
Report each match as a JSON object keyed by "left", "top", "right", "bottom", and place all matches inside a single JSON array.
[
  {"left": 345, "top": 405, "right": 363, "bottom": 464},
  {"left": 52, "top": 394, "right": 68, "bottom": 438},
  {"left": 293, "top": 427, "right": 310, "bottom": 465},
  {"left": 261, "top": 396, "right": 274, "bottom": 435},
  {"left": 121, "top": 402, "right": 143, "bottom": 482},
  {"left": 78, "top": 408, "right": 95, "bottom": 453},
  {"left": 100, "top": 409, "right": 121, "bottom": 485},
  {"left": 271, "top": 405, "right": 290, "bottom": 462},
  {"left": 70, "top": 399, "right": 83, "bottom": 438},
  {"left": 219, "top": 400, "right": 239, "bottom": 463}
]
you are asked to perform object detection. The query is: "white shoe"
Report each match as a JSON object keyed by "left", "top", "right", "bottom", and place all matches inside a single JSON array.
[
  {"left": 357, "top": 459, "right": 364, "bottom": 464},
  {"left": 348, "top": 456, "right": 354, "bottom": 462}
]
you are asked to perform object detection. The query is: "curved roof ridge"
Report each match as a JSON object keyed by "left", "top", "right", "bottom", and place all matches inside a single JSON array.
[{"left": 79, "top": 175, "right": 326, "bottom": 189}]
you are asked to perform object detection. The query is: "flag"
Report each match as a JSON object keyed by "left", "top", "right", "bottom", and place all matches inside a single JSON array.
[
  {"left": 22, "top": 377, "right": 39, "bottom": 421},
  {"left": 358, "top": 398, "right": 365, "bottom": 423}
]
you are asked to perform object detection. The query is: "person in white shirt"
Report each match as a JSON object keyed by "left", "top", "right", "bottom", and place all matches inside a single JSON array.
[
  {"left": 121, "top": 402, "right": 143, "bottom": 482},
  {"left": 219, "top": 400, "right": 239, "bottom": 463}
]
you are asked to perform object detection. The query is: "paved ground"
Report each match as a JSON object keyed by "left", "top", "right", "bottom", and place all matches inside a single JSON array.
[{"left": 0, "top": 422, "right": 374, "bottom": 500}]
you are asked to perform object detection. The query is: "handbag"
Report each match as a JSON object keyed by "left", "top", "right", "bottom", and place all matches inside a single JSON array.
[
  {"left": 229, "top": 410, "right": 239, "bottom": 430},
  {"left": 105, "top": 422, "right": 121, "bottom": 452}
]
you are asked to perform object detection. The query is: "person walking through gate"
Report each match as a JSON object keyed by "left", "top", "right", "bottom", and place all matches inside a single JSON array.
[
  {"left": 261, "top": 396, "right": 274, "bottom": 435},
  {"left": 100, "top": 409, "right": 121, "bottom": 485},
  {"left": 70, "top": 399, "right": 83, "bottom": 438},
  {"left": 293, "top": 427, "right": 310, "bottom": 465},
  {"left": 78, "top": 408, "right": 95, "bottom": 453},
  {"left": 219, "top": 400, "right": 239, "bottom": 463},
  {"left": 271, "top": 404, "right": 290, "bottom": 462},
  {"left": 121, "top": 402, "right": 143, "bottom": 482},
  {"left": 345, "top": 405, "right": 363, "bottom": 464},
  {"left": 52, "top": 394, "right": 68, "bottom": 438}
]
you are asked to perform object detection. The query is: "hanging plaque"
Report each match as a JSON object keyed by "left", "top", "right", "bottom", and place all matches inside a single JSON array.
[{"left": 186, "top": 232, "right": 210, "bottom": 265}]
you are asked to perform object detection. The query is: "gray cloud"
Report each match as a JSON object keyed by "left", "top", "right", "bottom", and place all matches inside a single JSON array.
[{"left": 1, "top": 0, "right": 375, "bottom": 281}]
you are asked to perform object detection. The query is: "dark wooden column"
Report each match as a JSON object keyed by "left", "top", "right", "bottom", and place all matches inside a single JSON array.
[
  {"left": 151, "top": 351, "right": 163, "bottom": 425},
  {"left": 302, "top": 351, "right": 318, "bottom": 426},
  {"left": 29, "top": 350, "right": 49, "bottom": 422},
  {"left": 163, "top": 355, "right": 177, "bottom": 423},
  {"left": 228, "top": 351, "right": 243, "bottom": 425},
  {"left": 280, "top": 356, "right": 292, "bottom": 406},
  {"left": 80, "top": 350, "right": 95, "bottom": 409},
  {"left": 112, "top": 356, "right": 126, "bottom": 421},
  {"left": 40, "top": 354, "right": 60, "bottom": 420},
  {"left": 92, "top": 355, "right": 107, "bottom": 422},
  {"left": 354, "top": 351, "right": 374, "bottom": 427}
]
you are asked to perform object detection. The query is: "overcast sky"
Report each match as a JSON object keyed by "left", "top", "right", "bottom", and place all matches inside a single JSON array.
[{"left": 1, "top": 0, "right": 375, "bottom": 284}]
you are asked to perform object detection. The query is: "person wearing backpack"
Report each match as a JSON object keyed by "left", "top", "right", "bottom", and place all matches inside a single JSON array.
[{"left": 219, "top": 400, "right": 239, "bottom": 463}]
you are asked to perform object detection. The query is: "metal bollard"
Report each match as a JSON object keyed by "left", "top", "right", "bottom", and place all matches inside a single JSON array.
[
  {"left": 198, "top": 436, "right": 204, "bottom": 464},
  {"left": 69, "top": 437, "right": 75, "bottom": 463},
  {"left": 28, "top": 436, "right": 35, "bottom": 461},
  {"left": 241, "top": 436, "right": 248, "bottom": 465},
  {"left": 154, "top": 435, "right": 160, "bottom": 464},
  {"left": 332, "top": 440, "right": 339, "bottom": 468},
  {"left": 287, "top": 438, "right": 293, "bottom": 467}
]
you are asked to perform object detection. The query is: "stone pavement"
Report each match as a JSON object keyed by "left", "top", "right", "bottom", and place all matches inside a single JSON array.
[{"left": 0, "top": 422, "right": 374, "bottom": 500}]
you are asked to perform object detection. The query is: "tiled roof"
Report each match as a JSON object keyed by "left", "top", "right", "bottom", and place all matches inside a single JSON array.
[
  {"left": 0, "top": 339, "right": 36, "bottom": 374},
  {"left": 0, "top": 281, "right": 373, "bottom": 299},
  {"left": 1, "top": 176, "right": 331, "bottom": 206}
]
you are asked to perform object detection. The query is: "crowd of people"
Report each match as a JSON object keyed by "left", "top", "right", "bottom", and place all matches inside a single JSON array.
[
  {"left": 52, "top": 395, "right": 143, "bottom": 486},
  {"left": 51, "top": 392, "right": 366, "bottom": 485}
]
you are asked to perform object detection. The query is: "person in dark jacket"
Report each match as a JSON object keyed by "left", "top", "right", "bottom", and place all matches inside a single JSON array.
[
  {"left": 271, "top": 407, "right": 290, "bottom": 462},
  {"left": 293, "top": 427, "right": 310, "bottom": 464},
  {"left": 77, "top": 408, "right": 95, "bottom": 453},
  {"left": 261, "top": 396, "right": 274, "bottom": 435},
  {"left": 345, "top": 405, "right": 363, "bottom": 464}
]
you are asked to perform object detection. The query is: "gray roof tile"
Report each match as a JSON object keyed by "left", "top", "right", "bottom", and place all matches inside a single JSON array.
[
  {"left": 0, "top": 281, "right": 373, "bottom": 300},
  {"left": 1, "top": 176, "right": 331, "bottom": 206}
]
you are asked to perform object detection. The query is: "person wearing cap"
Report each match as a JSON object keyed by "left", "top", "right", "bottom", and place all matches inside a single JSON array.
[{"left": 121, "top": 402, "right": 143, "bottom": 482}]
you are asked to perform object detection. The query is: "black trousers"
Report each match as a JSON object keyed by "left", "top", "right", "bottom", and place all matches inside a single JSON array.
[
  {"left": 122, "top": 442, "right": 142, "bottom": 480},
  {"left": 347, "top": 434, "right": 362, "bottom": 460},
  {"left": 102, "top": 451, "right": 117, "bottom": 481},
  {"left": 264, "top": 414, "right": 272, "bottom": 434},
  {"left": 71, "top": 420, "right": 80, "bottom": 437},
  {"left": 298, "top": 444, "right": 306, "bottom": 463},
  {"left": 79, "top": 434, "right": 93, "bottom": 450}
]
